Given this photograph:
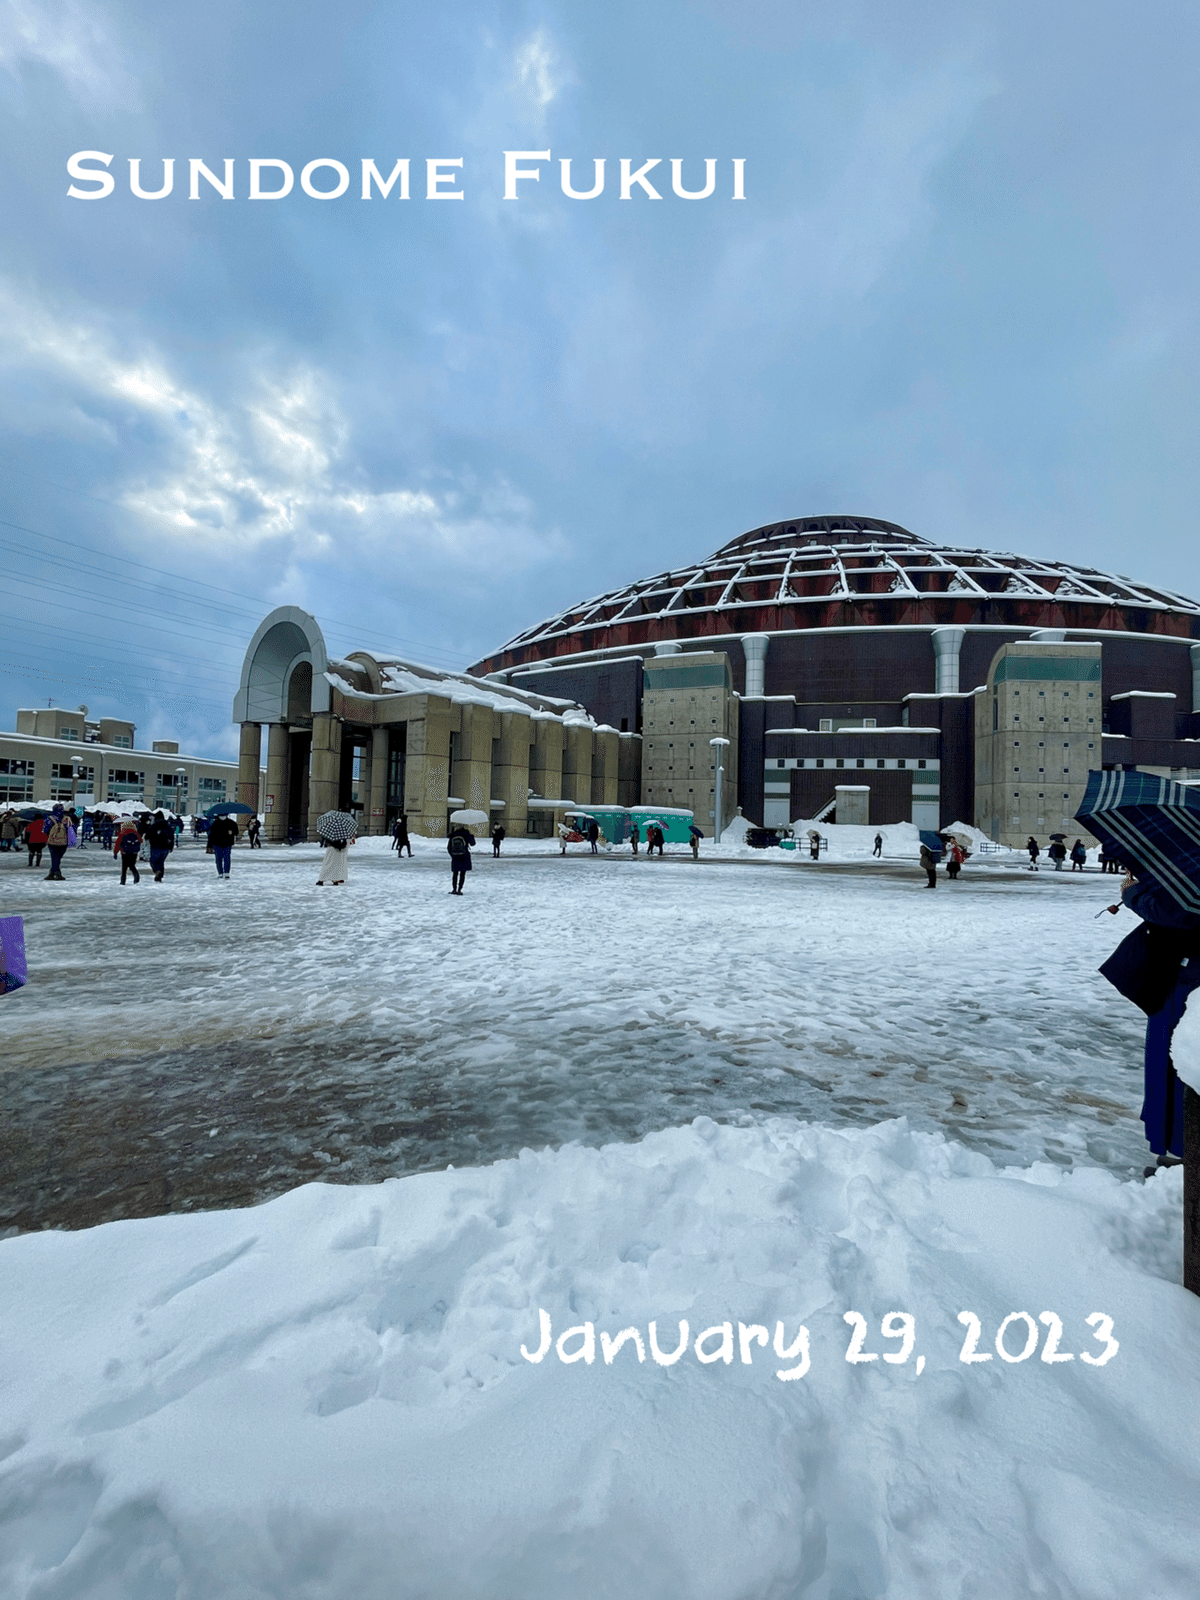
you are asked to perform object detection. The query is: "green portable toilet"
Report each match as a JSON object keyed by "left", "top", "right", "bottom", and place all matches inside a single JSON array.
[
  {"left": 564, "top": 806, "right": 628, "bottom": 843},
  {"left": 628, "top": 806, "right": 695, "bottom": 845}
]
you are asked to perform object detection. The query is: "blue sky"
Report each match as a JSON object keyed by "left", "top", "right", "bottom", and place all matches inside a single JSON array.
[{"left": 3, "top": 0, "right": 1199, "bottom": 757}]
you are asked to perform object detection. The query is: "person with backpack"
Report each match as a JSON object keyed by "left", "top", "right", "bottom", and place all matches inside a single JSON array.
[
  {"left": 688, "top": 822, "right": 703, "bottom": 860},
  {"left": 146, "top": 810, "right": 175, "bottom": 882},
  {"left": 1070, "top": 838, "right": 1088, "bottom": 872},
  {"left": 491, "top": 822, "right": 505, "bottom": 857},
  {"left": 207, "top": 814, "right": 238, "bottom": 880},
  {"left": 1048, "top": 838, "right": 1068, "bottom": 871},
  {"left": 43, "top": 806, "right": 71, "bottom": 880},
  {"left": 114, "top": 818, "right": 142, "bottom": 884},
  {"left": 919, "top": 841, "right": 939, "bottom": 888},
  {"left": 447, "top": 824, "right": 475, "bottom": 893}
]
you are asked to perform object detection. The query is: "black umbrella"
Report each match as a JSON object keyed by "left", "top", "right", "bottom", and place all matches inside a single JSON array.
[
  {"left": 206, "top": 801, "right": 256, "bottom": 818},
  {"left": 1049, "top": 832, "right": 1067, "bottom": 841},
  {"left": 316, "top": 810, "right": 358, "bottom": 842},
  {"left": 16, "top": 806, "right": 49, "bottom": 820},
  {"left": 1076, "top": 770, "right": 1200, "bottom": 915}
]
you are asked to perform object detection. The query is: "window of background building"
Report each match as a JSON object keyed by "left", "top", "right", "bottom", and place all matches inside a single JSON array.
[{"left": 0, "top": 758, "right": 34, "bottom": 804}]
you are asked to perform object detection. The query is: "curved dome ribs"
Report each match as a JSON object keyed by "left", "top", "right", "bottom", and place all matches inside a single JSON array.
[{"left": 480, "top": 516, "right": 1200, "bottom": 668}]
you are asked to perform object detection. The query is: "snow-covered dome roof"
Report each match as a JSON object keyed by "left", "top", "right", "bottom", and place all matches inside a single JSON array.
[{"left": 472, "top": 515, "right": 1200, "bottom": 673}]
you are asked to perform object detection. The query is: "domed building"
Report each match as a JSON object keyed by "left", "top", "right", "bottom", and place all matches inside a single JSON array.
[{"left": 470, "top": 516, "right": 1200, "bottom": 842}]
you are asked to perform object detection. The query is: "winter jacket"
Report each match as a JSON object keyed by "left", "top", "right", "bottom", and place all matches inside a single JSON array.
[
  {"left": 115, "top": 824, "right": 141, "bottom": 856},
  {"left": 208, "top": 817, "right": 239, "bottom": 849}
]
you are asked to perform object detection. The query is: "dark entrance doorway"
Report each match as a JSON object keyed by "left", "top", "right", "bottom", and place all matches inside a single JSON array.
[
  {"left": 287, "top": 731, "right": 311, "bottom": 841},
  {"left": 386, "top": 725, "right": 407, "bottom": 830}
]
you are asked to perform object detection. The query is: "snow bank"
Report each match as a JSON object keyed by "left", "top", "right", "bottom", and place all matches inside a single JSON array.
[
  {"left": 1174, "top": 992, "right": 1200, "bottom": 1094},
  {"left": 3, "top": 1118, "right": 1198, "bottom": 1598}
]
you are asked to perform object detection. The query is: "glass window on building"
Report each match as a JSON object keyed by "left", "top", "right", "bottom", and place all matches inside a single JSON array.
[
  {"left": 198, "top": 777, "right": 226, "bottom": 800},
  {"left": 0, "top": 758, "right": 34, "bottom": 804},
  {"left": 107, "top": 769, "right": 145, "bottom": 801},
  {"left": 110, "top": 735, "right": 132, "bottom": 748},
  {"left": 51, "top": 762, "right": 94, "bottom": 800}
]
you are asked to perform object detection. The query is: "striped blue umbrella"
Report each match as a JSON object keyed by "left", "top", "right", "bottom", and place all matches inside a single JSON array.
[{"left": 1075, "top": 770, "right": 1200, "bottom": 915}]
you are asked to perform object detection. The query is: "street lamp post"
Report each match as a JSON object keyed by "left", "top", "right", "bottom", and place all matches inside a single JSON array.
[
  {"left": 70, "top": 755, "right": 83, "bottom": 843},
  {"left": 709, "top": 737, "right": 730, "bottom": 844},
  {"left": 176, "top": 766, "right": 188, "bottom": 824}
]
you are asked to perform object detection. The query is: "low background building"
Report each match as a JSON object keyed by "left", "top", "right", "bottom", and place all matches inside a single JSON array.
[{"left": 1, "top": 707, "right": 250, "bottom": 814}]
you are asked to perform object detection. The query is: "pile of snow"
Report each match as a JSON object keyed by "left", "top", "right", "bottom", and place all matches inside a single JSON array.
[
  {"left": 1175, "top": 992, "right": 1200, "bottom": 1094},
  {"left": 3, "top": 1117, "right": 1198, "bottom": 1597}
]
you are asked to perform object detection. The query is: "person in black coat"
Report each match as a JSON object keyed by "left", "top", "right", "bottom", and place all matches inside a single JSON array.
[
  {"left": 1109, "top": 872, "right": 1200, "bottom": 1169},
  {"left": 146, "top": 810, "right": 175, "bottom": 881},
  {"left": 447, "top": 825, "right": 475, "bottom": 893},
  {"left": 491, "top": 823, "right": 505, "bottom": 857},
  {"left": 207, "top": 815, "right": 238, "bottom": 880},
  {"left": 392, "top": 814, "right": 412, "bottom": 857},
  {"left": 586, "top": 818, "right": 600, "bottom": 854},
  {"left": 1026, "top": 837, "right": 1040, "bottom": 871}
]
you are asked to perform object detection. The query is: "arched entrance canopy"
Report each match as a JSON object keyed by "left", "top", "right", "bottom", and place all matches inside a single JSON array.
[{"left": 233, "top": 606, "right": 330, "bottom": 723}]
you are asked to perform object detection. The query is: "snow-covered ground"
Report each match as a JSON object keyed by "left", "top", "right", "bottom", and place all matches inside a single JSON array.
[
  {"left": 2, "top": 1118, "right": 1199, "bottom": 1598},
  {"left": 1, "top": 833, "right": 1149, "bottom": 1234},
  {"left": 4, "top": 835, "right": 1199, "bottom": 1597}
]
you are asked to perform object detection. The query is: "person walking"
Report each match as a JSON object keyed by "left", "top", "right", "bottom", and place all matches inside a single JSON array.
[
  {"left": 586, "top": 817, "right": 600, "bottom": 854},
  {"left": 115, "top": 818, "right": 142, "bottom": 884},
  {"left": 872, "top": 832, "right": 883, "bottom": 858},
  {"left": 649, "top": 824, "right": 665, "bottom": 857},
  {"left": 919, "top": 841, "right": 939, "bottom": 888},
  {"left": 99, "top": 815, "right": 113, "bottom": 851},
  {"left": 25, "top": 813, "right": 47, "bottom": 870},
  {"left": 392, "top": 814, "right": 412, "bottom": 857},
  {"left": 1070, "top": 838, "right": 1088, "bottom": 872},
  {"left": 315, "top": 833, "right": 351, "bottom": 885},
  {"left": 43, "top": 806, "right": 70, "bottom": 880},
  {"left": 491, "top": 822, "right": 505, "bottom": 858},
  {"left": 146, "top": 810, "right": 175, "bottom": 882},
  {"left": 1048, "top": 838, "right": 1067, "bottom": 871},
  {"left": 0, "top": 811, "right": 17, "bottom": 853},
  {"left": 207, "top": 813, "right": 238, "bottom": 880},
  {"left": 808, "top": 830, "right": 820, "bottom": 861},
  {"left": 1026, "top": 836, "right": 1041, "bottom": 871},
  {"left": 247, "top": 816, "right": 262, "bottom": 849},
  {"left": 448, "top": 824, "right": 475, "bottom": 893},
  {"left": 1103, "top": 869, "right": 1200, "bottom": 1176},
  {"left": 688, "top": 822, "right": 703, "bottom": 860},
  {"left": 629, "top": 822, "right": 640, "bottom": 856},
  {"left": 946, "top": 840, "right": 965, "bottom": 880}
]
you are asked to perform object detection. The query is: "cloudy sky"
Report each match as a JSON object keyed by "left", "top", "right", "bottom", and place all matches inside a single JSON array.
[{"left": 3, "top": 0, "right": 1199, "bottom": 757}]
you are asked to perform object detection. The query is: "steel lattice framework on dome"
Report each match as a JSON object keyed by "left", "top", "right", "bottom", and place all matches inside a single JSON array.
[{"left": 476, "top": 515, "right": 1200, "bottom": 672}]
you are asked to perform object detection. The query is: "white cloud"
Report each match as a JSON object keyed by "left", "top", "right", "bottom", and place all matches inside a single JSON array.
[
  {"left": 0, "top": 283, "right": 566, "bottom": 583},
  {"left": 0, "top": 0, "right": 127, "bottom": 101},
  {"left": 513, "top": 28, "right": 563, "bottom": 111}
]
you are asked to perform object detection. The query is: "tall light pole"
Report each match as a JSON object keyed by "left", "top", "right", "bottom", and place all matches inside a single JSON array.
[
  {"left": 710, "top": 737, "right": 730, "bottom": 844},
  {"left": 176, "top": 765, "right": 188, "bottom": 822}
]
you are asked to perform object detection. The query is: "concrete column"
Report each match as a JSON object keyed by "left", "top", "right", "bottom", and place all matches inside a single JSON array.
[
  {"left": 491, "top": 710, "right": 533, "bottom": 836},
  {"left": 369, "top": 727, "right": 389, "bottom": 835},
  {"left": 742, "top": 634, "right": 770, "bottom": 697},
  {"left": 591, "top": 728, "right": 620, "bottom": 805},
  {"left": 403, "top": 700, "right": 451, "bottom": 835},
  {"left": 563, "top": 724, "right": 593, "bottom": 804},
  {"left": 1192, "top": 643, "right": 1200, "bottom": 714},
  {"left": 307, "top": 712, "right": 342, "bottom": 838},
  {"left": 237, "top": 721, "right": 262, "bottom": 816},
  {"left": 931, "top": 628, "right": 966, "bottom": 695},
  {"left": 265, "top": 723, "right": 290, "bottom": 842}
]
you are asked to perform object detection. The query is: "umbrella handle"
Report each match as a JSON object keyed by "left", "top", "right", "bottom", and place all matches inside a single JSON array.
[{"left": 1093, "top": 905, "right": 1121, "bottom": 918}]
